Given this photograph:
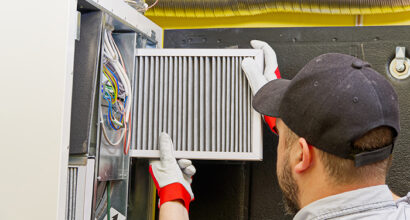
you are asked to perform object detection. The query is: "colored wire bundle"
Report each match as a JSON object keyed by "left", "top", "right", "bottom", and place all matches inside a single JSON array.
[{"left": 100, "top": 29, "right": 132, "bottom": 155}]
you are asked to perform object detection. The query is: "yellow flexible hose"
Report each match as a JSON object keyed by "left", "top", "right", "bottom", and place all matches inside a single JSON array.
[{"left": 144, "top": 0, "right": 410, "bottom": 17}]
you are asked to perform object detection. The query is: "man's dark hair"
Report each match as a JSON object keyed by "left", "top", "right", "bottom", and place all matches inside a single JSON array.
[{"left": 284, "top": 125, "right": 394, "bottom": 184}]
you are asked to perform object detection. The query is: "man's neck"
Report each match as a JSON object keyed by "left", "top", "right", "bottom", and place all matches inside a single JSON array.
[{"left": 299, "top": 181, "right": 385, "bottom": 209}]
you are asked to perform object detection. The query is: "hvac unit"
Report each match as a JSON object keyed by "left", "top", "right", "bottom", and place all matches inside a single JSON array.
[{"left": 69, "top": 0, "right": 266, "bottom": 219}]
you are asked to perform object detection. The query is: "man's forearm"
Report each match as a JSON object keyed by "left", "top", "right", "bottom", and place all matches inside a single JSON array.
[{"left": 159, "top": 200, "right": 189, "bottom": 220}]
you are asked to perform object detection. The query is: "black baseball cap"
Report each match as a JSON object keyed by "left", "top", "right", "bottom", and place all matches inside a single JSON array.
[{"left": 253, "top": 53, "right": 400, "bottom": 167}]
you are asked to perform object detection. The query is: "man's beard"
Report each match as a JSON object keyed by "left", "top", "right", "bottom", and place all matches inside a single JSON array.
[{"left": 278, "top": 154, "right": 300, "bottom": 215}]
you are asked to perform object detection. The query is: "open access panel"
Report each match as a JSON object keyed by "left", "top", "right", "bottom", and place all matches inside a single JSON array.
[{"left": 70, "top": 1, "right": 266, "bottom": 219}]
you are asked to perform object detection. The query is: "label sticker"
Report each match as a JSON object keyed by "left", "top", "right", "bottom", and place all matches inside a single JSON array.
[{"left": 101, "top": 208, "right": 126, "bottom": 220}]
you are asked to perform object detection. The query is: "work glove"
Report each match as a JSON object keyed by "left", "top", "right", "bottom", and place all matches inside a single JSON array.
[
  {"left": 241, "top": 40, "right": 281, "bottom": 133},
  {"left": 149, "top": 133, "right": 196, "bottom": 212}
]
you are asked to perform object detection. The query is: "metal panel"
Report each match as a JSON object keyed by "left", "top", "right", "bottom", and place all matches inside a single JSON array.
[
  {"left": 130, "top": 49, "right": 264, "bottom": 160},
  {"left": 83, "top": 0, "right": 162, "bottom": 45},
  {"left": 94, "top": 23, "right": 136, "bottom": 220},
  {"left": 97, "top": 31, "right": 134, "bottom": 181}
]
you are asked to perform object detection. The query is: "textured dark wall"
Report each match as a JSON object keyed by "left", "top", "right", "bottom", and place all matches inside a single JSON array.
[
  {"left": 165, "top": 26, "right": 410, "bottom": 220},
  {"left": 189, "top": 161, "right": 250, "bottom": 220}
]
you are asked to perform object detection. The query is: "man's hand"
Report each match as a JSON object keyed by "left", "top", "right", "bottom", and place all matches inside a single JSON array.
[
  {"left": 149, "top": 133, "right": 195, "bottom": 214},
  {"left": 241, "top": 40, "right": 281, "bottom": 133},
  {"left": 241, "top": 40, "right": 281, "bottom": 95}
]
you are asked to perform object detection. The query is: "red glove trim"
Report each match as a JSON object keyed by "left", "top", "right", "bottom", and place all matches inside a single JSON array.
[
  {"left": 159, "top": 182, "right": 193, "bottom": 212},
  {"left": 263, "top": 67, "right": 280, "bottom": 135},
  {"left": 149, "top": 165, "right": 193, "bottom": 212},
  {"left": 275, "top": 67, "right": 281, "bottom": 79},
  {"left": 264, "top": 115, "right": 277, "bottom": 135}
]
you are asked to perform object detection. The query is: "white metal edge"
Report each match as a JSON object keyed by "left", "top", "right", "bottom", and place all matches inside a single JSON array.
[
  {"left": 135, "top": 49, "right": 263, "bottom": 57},
  {"left": 73, "top": 165, "right": 87, "bottom": 220},
  {"left": 57, "top": 0, "right": 77, "bottom": 218},
  {"left": 83, "top": 159, "right": 95, "bottom": 220},
  {"left": 252, "top": 50, "right": 265, "bottom": 160},
  {"left": 129, "top": 150, "right": 262, "bottom": 161},
  {"left": 86, "top": 0, "right": 163, "bottom": 45}
]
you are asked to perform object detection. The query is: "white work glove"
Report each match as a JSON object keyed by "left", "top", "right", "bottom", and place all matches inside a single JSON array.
[
  {"left": 149, "top": 133, "right": 196, "bottom": 212},
  {"left": 241, "top": 40, "right": 281, "bottom": 94},
  {"left": 241, "top": 40, "right": 281, "bottom": 133}
]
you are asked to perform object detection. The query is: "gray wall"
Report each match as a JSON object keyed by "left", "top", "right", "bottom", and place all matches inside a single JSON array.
[{"left": 164, "top": 26, "right": 410, "bottom": 220}]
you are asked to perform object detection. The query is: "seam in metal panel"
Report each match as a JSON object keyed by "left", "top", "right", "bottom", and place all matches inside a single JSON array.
[
  {"left": 136, "top": 57, "right": 144, "bottom": 150},
  {"left": 230, "top": 57, "right": 235, "bottom": 153},
  {"left": 205, "top": 57, "right": 211, "bottom": 152},
  {"left": 158, "top": 56, "right": 164, "bottom": 138},
  {"left": 168, "top": 57, "right": 174, "bottom": 138},
  {"left": 199, "top": 57, "right": 205, "bottom": 151},
  {"left": 193, "top": 57, "right": 199, "bottom": 151},
  {"left": 182, "top": 57, "right": 188, "bottom": 151},
  {"left": 172, "top": 57, "right": 178, "bottom": 150},
  {"left": 148, "top": 56, "right": 155, "bottom": 150},
  {"left": 239, "top": 57, "right": 244, "bottom": 153},
  {"left": 187, "top": 56, "right": 193, "bottom": 151},
  {"left": 247, "top": 73, "right": 251, "bottom": 153},
  {"left": 163, "top": 57, "right": 169, "bottom": 136},
  {"left": 225, "top": 57, "right": 231, "bottom": 153},
  {"left": 211, "top": 57, "right": 217, "bottom": 152},
  {"left": 216, "top": 56, "right": 221, "bottom": 152},
  {"left": 177, "top": 57, "right": 183, "bottom": 151},
  {"left": 221, "top": 57, "right": 227, "bottom": 153},
  {"left": 142, "top": 56, "right": 149, "bottom": 150},
  {"left": 153, "top": 56, "right": 160, "bottom": 150}
]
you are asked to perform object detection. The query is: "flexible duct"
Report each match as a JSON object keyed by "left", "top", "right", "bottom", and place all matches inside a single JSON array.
[{"left": 144, "top": 0, "right": 410, "bottom": 17}]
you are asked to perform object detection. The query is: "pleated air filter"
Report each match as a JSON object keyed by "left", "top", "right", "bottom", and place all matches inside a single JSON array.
[
  {"left": 130, "top": 49, "right": 264, "bottom": 160},
  {"left": 67, "top": 167, "right": 78, "bottom": 220}
]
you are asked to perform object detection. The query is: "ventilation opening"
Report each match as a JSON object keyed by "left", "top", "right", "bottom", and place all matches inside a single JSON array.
[{"left": 67, "top": 167, "right": 78, "bottom": 220}]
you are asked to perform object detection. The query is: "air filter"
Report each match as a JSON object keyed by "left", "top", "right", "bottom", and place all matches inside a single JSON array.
[
  {"left": 130, "top": 49, "right": 264, "bottom": 160},
  {"left": 67, "top": 167, "right": 78, "bottom": 220}
]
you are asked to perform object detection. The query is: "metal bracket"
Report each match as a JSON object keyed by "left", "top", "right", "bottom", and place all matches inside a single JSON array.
[
  {"left": 389, "top": 46, "right": 410, "bottom": 79},
  {"left": 76, "top": 11, "right": 81, "bottom": 41}
]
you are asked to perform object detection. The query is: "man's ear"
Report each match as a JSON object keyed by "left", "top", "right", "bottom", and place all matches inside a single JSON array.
[{"left": 294, "top": 138, "right": 313, "bottom": 173}]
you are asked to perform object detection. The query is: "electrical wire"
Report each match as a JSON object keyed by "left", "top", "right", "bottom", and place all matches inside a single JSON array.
[
  {"left": 123, "top": 0, "right": 160, "bottom": 12},
  {"left": 100, "top": 29, "right": 133, "bottom": 150},
  {"left": 146, "top": 0, "right": 159, "bottom": 10},
  {"left": 100, "top": 108, "right": 125, "bottom": 146},
  {"left": 104, "top": 31, "right": 132, "bottom": 123},
  {"left": 123, "top": 112, "right": 131, "bottom": 155},
  {"left": 102, "top": 67, "right": 118, "bottom": 103}
]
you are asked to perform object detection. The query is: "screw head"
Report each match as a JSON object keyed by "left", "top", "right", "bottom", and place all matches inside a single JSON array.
[{"left": 396, "top": 63, "right": 406, "bottom": 72}]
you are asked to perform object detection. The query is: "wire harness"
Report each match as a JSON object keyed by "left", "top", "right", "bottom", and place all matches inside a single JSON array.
[{"left": 100, "top": 30, "right": 132, "bottom": 155}]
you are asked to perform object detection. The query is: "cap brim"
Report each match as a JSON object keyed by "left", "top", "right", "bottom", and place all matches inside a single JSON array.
[{"left": 252, "top": 79, "right": 291, "bottom": 117}]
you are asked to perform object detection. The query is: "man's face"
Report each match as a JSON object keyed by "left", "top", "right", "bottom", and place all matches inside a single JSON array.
[{"left": 275, "top": 119, "right": 300, "bottom": 215}]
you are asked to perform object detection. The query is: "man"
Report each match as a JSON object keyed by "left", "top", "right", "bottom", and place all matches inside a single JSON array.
[{"left": 149, "top": 41, "right": 410, "bottom": 219}]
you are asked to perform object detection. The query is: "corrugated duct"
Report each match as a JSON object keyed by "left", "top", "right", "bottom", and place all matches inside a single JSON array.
[{"left": 144, "top": 0, "right": 410, "bottom": 17}]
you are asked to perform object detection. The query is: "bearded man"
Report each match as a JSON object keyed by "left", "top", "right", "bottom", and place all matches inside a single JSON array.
[{"left": 149, "top": 41, "right": 410, "bottom": 220}]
